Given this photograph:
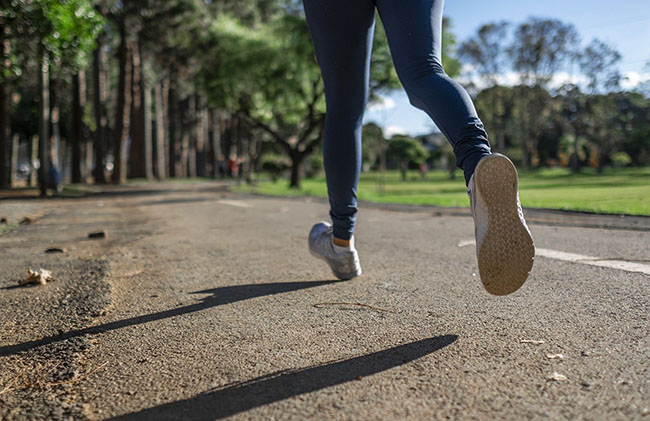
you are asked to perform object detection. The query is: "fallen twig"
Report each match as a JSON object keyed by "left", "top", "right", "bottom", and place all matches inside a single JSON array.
[
  {"left": 43, "top": 362, "right": 109, "bottom": 387},
  {"left": 520, "top": 339, "right": 545, "bottom": 345},
  {"left": 0, "top": 368, "right": 28, "bottom": 395}
]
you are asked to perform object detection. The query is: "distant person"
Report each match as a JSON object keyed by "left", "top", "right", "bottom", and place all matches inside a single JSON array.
[
  {"left": 305, "top": 0, "right": 534, "bottom": 295},
  {"left": 47, "top": 159, "right": 62, "bottom": 193},
  {"left": 227, "top": 154, "right": 239, "bottom": 178},
  {"left": 419, "top": 162, "right": 428, "bottom": 179},
  {"left": 218, "top": 155, "right": 228, "bottom": 177}
]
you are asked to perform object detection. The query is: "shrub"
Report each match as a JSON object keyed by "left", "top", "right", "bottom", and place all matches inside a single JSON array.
[
  {"left": 261, "top": 154, "right": 290, "bottom": 182},
  {"left": 612, "top": 152, "right": 632, "bottom": 167}
]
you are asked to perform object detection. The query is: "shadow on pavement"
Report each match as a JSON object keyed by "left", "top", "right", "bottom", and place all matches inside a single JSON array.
[
  {"left": 127, "top": 196, "right": 221, "bottom": 207},
  {"left": 0, "top": 280, "right": 338, "bottom": 357},
  {"left": 110, "top": 335, "right": 458, "bottom": 421},
  {"left": 0, "top": 183, "right": 229, "bottom": 201}
]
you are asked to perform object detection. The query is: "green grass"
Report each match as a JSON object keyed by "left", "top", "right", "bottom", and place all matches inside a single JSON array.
[{"left": 235, "top": 167, "right": 650, "bottom": 216}]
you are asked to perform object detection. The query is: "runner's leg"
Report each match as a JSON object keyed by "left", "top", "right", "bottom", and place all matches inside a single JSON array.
[
  {"left": 303, "top": 0, "right": 376, "bottom": 241},
  {"left": 376, "top": 0, "right": 491, "bottom": 184}
]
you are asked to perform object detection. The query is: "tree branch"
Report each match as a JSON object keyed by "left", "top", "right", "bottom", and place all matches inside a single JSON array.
[
  {"left": 303, "top": 119, "right": 325, "bottom": 156},
  {"left": 296, "top": 79, "right": 324, "bottom": 147},
  {"left": 238, "top": 110, "right": 291, "bottom": 153}
]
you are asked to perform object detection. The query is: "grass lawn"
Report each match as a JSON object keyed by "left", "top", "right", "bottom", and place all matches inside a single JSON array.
[{"left": 235, "top": 167, "right": 650, "bottom": 216}]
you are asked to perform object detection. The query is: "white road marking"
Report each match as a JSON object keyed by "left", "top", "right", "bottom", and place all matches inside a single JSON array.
[
  {"left": 536, "top": 248, "right": 650, "bottom": 275},
  {"left": 457, "top": 240, "right": 650, "bottom": 276},
  {"left": 457, "top": 239, "right": 476, "bottom": 248},
  {"left": 216, "top": 200, "right": 253, "bottom": 208}
]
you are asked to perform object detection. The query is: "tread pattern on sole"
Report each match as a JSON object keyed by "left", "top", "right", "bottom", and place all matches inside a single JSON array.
[{"left": 474, "top": 155, "right": 535, "bottom": 296}]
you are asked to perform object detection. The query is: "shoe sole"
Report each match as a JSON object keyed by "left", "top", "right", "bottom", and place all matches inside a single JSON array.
[
  {"left": 474, "top": 154, "right": 535, "bottom": 295},
  {"left": 309, "top": 249, "right": 362, "bottom": 280}
]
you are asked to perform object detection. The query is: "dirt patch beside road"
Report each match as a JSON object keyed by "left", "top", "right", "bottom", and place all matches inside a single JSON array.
[{"left": 0, "top": 196, "right": 139, "bottom": 420}]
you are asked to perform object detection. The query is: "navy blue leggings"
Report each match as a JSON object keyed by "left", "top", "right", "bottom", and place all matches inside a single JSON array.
[{"left": 304, "top": 0, "right": 491, "bottom": 241}]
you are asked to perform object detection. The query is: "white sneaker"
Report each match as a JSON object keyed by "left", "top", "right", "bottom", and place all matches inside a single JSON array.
[
  {"left": 468, "top": 154, "right": 534, "bottom": 295},
  {"left": 308, "top": 222, "right": 362, "bottom": 280}
]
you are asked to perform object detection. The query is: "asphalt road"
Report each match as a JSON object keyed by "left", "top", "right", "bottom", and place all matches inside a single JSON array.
[{"left": 1, "top": 182, "right": 649, "bottom": 420}]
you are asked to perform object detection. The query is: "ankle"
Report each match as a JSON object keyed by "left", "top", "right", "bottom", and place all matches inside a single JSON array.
[
  {"left": 463, "top": 151, "right": 491, "bottom": 185},
  {"left": 333, "top": 236, "right": 351, "bottom": 247}
]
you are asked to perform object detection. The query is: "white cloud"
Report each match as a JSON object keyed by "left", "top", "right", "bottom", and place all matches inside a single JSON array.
[
  {"left": 621, "top": 71, "right": 650, "bottom": 90},
  {"left": 383, "top": 125, "right": 406, "bottom": 138},
  {"left": 458, "top": 70, "right": 519, "bottom": 90},
  {"left": 462, "top": 68, "right": 650, "bottom": 92},
  {"left": 367, "top": 97, "right": 396, "bottom": 112},
  {"left": 497, "top": 72, "right": 521, "bottom": 87},
  {"left": 461, "top": 70, "right": 587, "bottom": 90},
  {"left": 547, "top": 72, "right": 588, "bottom": 90}
]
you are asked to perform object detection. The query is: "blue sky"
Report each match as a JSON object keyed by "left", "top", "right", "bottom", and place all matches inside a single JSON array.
[{"left": 363, "top": 0, "right": 650, "bottom": 137}]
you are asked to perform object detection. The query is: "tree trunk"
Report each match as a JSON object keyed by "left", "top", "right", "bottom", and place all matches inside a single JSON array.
[
  {"left": 196, "top": 96, "right": 208, "bottom": 177},
  {"left": 168, "top": 78, "right": 180, "bottom": 177},
  {"left": 128, "top": 37, "right": 152, "bottom": 179},
  {"left": 143, "top": 81, "right": 153, "bottom": 180},
  {"left": 491, "top": 88, "right": 505, "bottom": 153},
  {"left": 128, "top": 36, "right": 143, "bottom": 179},
  {"left": 71, "top": 71, "right": 85, "bottom": 183},
  {"left": 234, "top": 116, "right": 242, "bottom": 179},
  {"left": 154, "top": 79, "right": 167, "bottom": 179},
  {"left": 0, "top": 74, "right": 8, "bottom": 189},
  {"left": 247, "top": 135, "right": 263, "bottom": 183},
  {"left": 239, "top": 121, "right": 250, "bottom": 182},
  {"left": 520, "top": 109, "right": 531, "bottom": 170},
  {"left": 186, "top": 96, "right": 196, "bottom": 178},
  {"left": 30, "top": 135, "right": 38, "bottom": 186},
  {"left": 85, "top": 138, "right": 93, "bottom": 182},
  {"left": 289, "top": 151, "right": 305, "bottom": 189},
  {"left": 180, "top": 130, "right": 190, "bottom": 178},
  {"left": 60, "top": 138, "right": 67, "bottom": 183},
  {"left": 521, "top": 142, "right": 530, "bottom": 170},
  {"left": 570, "top": 133, "right": 581, "bottom": 172},
  {"left": 38, "top": 52, "right": 50, "bottom": 197},
  {"left": 93, "top": 34, "right": 107, "bottom": 184},
  {"left": 49, "top": 76, "right": 61, "bottom": 179},
  {"left": 222, "top": 113, "right": 232, "bottom": 163},
  {"left": 0, "top": 24, "right": 9, "bottom": 188},
  {"left": 81, "top": 70, "right": 90, "bottom": 182},
  {"left": 112, "top": 20, "right": 132, "bottom": 185},
  {"left": 377, "top": 151, "right": 386, "bottom": 194},
  {"left": 209, "top": 109, "right": 222, "bottom": 178},
  {"left": 177, "top": 98, "right": 188, "bottom": 178},
  {"left": 10, "top": 134, "right": 18, "bottom": 187}
]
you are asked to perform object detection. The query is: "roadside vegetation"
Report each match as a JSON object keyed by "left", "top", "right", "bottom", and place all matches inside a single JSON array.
[
  {"left": 1, "top": 1, "right": 648, "bottom": 198},
  {"left": 235, "top": 167, "right": 650, "bottom": 216}
]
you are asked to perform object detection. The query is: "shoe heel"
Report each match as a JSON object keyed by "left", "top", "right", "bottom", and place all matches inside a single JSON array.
[{"left": 475, "top": 154, "right": 534, "bottom": 295}]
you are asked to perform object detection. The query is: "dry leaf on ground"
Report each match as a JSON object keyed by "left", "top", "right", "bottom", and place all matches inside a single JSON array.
[
  {"left": 547, "top": 353, "right": 565, "bottom": 360},
  {"left": 548, "top": 372, "right": 568, "bottom": 382},
  {"left": 19, "top": 269, "right": 55, "bottom": 286}
]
